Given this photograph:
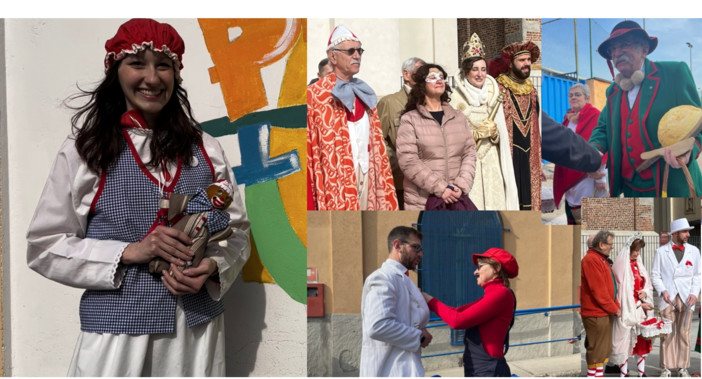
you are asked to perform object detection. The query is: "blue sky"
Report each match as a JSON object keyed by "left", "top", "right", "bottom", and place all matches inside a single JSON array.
[{"left": 542, "top": 18, "right": 702, "bottom": 93}]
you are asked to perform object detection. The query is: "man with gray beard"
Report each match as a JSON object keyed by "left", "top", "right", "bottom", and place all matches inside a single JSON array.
[{"left": 588, "top": 20, "right": 702, "bottom": 197}]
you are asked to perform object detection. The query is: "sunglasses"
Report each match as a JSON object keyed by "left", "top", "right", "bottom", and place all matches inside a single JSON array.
[{"left": 332, "top": 47, "right": 365, "bottom": 56}]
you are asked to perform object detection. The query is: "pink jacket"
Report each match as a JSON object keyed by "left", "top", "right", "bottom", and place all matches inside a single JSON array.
[{"left": 396, "top": 103, "right": 477, "bottom": 210}]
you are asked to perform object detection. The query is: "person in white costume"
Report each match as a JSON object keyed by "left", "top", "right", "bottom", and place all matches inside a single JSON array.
[
  {"left": 26, "top": 18, "right": 250, "bottom": 376},
  {"left": 609, "top": 233, "right": 654, "bottom": 377},
  {"left": 450, "top": 33, "right": 518, "bottom": 210},
  {"left": 360, "top": 226, "right": 432, "bottom": 377},
  {"left": 651, "top": 218, "right": 700, "bottom": 377}
]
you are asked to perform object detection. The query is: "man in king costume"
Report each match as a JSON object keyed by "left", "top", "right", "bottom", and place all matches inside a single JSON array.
[
  {"left": 307, "top": 25, "right": 398, "bottom": 210},
  {"left": 490, "top": 41, "right": 542, "bottom": 211},
  {"left": 588, "top": 20, "right": 702, "bottom": 197}
]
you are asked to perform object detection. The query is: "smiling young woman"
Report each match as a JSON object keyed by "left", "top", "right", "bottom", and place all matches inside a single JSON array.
[{"left": 26, "top": 18, "right": 251, "bottom": 376}]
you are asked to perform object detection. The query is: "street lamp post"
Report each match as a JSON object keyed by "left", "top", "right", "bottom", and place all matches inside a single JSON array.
[{"left": 686, "top": 42, "right": 693, "bottom": 71}]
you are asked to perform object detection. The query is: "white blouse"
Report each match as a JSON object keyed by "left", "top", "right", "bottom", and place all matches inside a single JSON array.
[{"left": 26, "top": 128, "right": 251, "bottom": 300}]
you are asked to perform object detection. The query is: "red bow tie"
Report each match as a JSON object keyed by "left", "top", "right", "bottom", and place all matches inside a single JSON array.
[
  {"left": 673, "top": 244, "right": 684, "bottom": 251},
  {"left": 405, "top": 270, "right": 410, "bottom": 276}
]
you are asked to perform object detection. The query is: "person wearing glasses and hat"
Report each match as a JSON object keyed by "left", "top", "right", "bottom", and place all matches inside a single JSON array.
[
  {"left": 26, "top": 19, "right": 250, "bottom": 376},
  {"left": 588, "top": 20, "right": 702, "bottom": 198},
  {"left": 651, "top": 218, "right": 701, "bottom": 377},
  {"left": 422, "top": 248, "right": 518, "bottom": 377},
  {"left": 580, "top": 230, "right": 621, "bottom": 378},
  {"left": 307, "top": 25, "right": 398, "bottom": 211},
  {"left": 360, "top": 226, "right": 431, "bottom": 377}
]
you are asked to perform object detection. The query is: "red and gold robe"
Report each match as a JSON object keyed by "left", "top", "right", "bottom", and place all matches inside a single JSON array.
[{"left": 307, "top": 74, "right": 398, "bottom": 210}]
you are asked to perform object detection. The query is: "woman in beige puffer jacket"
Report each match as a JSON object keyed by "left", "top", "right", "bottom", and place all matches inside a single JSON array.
[{"left": 396, "top": 63, "right": 477, "bottom": 210}]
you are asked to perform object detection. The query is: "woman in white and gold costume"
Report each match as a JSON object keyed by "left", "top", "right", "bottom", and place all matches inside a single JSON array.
[{"left": 451, "top": 33, "right": 519, "bottom": 210}]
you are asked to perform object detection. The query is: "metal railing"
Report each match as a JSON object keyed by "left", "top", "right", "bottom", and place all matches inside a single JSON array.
[{"left": 421, "top": 304, "right": 580, "bottom": 358}]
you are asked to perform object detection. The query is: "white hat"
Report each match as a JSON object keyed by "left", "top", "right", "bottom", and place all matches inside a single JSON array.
[
  {"left": 327, "top": 25, "right": 360, "bottom": 51},
  {"left": 212, "top": 179, "right": 233, "bottom": 195},
  {"left": 670, "top": 218, "right": 694, "bottom": 234}
]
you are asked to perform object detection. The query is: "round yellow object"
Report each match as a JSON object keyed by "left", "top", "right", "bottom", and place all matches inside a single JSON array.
[{"left": 658, "top": 105, "right": 702, "bottom": 147}]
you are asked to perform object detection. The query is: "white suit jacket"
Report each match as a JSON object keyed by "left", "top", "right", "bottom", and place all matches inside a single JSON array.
[
  {"left": 359, "top": 259, "right": 430, "bottom": 377},
  {"left": 651, "top": 242, "right": 701, "bottom": 311}
]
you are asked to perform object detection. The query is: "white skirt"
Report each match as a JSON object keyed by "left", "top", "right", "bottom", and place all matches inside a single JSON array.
[{"left": 68, "top": 298, "right": 225, "bottom": 376}]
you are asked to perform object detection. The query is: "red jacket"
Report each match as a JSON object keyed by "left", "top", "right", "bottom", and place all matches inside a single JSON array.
[
  {"left": 428, "top": 278, "right": 513, "bottom": 358},
  {"left": 553, "top": 103, "right": 607, "bottom": 207},
  {"left": 580, "top": 249, "right": 620, "bottom": 317}
]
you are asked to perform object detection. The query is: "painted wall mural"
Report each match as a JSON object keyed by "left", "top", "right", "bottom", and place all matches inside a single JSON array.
[{"left": 197, "top": 18, "right": 307, "bottom": 304}]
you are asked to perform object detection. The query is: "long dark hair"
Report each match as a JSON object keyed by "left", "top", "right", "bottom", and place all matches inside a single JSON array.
[
  {"left": 401, "top": 63, "right": 451, "bottom": 116},
  {"left": 69, "top": 60, "right": 202, "bottom": 173}
]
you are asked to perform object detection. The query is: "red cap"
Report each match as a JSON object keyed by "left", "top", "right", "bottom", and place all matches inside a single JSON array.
[
  {"left": 472, "top": 248, "right": 519, "bottom": 278},
  {"left": 104, "top": 19, "right": 185, "bottom": 73}
]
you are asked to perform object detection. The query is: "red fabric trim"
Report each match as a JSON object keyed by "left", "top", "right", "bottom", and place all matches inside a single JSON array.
[
  {"left": 90, "top": 170, "right": 108, "bottom": 214},
  {"left": 641, "top": 62, "right": 659, "bottom": 150},
  {"left": 122, "top": 128, "right": 184, "bottom": 193},
  {"left": 198, "top": 141, "right": 216, "bottom": 181},
  {"left": 120, "top": 110, "right": 150, "bottom": 129},
  {"left": 606, "top": 88, "right": 620, "bottom": 192},
  {"left": 164, "top": 157, "right": 182, "bottom": 192},
  {"left": 123, "top": 129, "right": 161, "bottom": 187}
]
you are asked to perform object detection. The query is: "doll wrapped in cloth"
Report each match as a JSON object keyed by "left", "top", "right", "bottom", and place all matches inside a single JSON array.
[{"left": 149, "top": 179, "right": 235, "bottom": 276}]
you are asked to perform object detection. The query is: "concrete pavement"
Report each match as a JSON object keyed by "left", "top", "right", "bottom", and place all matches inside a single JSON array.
[
  {"left": 424, "top": 314, "right": 699, "bottom": 377},
  {"left": 425, "top": 353, "right": 581, "bottom": 377},
  {"left": 579, "top": 314, "right": 700, "bottom": 377}
]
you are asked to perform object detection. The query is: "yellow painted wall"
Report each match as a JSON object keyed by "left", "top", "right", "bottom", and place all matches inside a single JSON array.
[{"left": 307, "top": 211, "right": 580, "bottom": 316}]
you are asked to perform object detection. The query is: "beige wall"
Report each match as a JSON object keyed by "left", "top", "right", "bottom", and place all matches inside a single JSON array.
[
  {"left": 307, "top": 19, "right": 459, "bottom": 98},
  {"left": 586, "top": 77, "right": 612, "bottom": 111},
  {"left": 308, "top": 210, "right": 580, "bottom": 316}
]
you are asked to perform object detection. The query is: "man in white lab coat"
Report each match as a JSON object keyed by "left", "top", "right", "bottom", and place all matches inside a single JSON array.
[
  {"left": 360, "top": 226, "right": 432, "bottom": 377},
  {"left": 651, "top": 218, "right": 701, "bottom": 377}
]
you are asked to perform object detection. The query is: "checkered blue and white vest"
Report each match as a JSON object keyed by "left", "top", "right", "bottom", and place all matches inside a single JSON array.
[{"left": 80, "top": 140, "right": 225, "bottom": 334}]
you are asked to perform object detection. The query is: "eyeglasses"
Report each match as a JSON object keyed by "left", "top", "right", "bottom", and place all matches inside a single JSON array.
[
  {"left": 477, "top": 262, "right": 491, "bottom": 269},
  {"left": 400, "top": 240, "right": 423, "bottom": 254},
  {"left": 425, "top": 72, "right": 446, "bottom": 83},
  {"left": 332, "top": 47, "right": 364, "bottom": 56},
  {"left": 607, "top": 39, "right": 638, "bottom": 55}
]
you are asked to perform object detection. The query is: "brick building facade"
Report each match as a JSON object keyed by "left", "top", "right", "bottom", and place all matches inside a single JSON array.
[
  {"left": 456, "top": 18, "right": 542, "bottom": 68},
  {"left": 581, "top": 198, "right": 655, "bottom": 231}
]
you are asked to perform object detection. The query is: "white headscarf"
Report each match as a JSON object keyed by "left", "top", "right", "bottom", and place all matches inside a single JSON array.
[{"left": 609, "top": 232, "right": 654, "bottom": 364}]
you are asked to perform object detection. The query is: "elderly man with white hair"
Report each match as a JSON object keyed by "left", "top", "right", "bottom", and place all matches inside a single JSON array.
[
  {"left": 307, "top": 25, "right": 398, "bottom": 210},
  {"left": 588, "top": 20, "right": 702, "bottom": 198},
  {"left": 377, "top": 56, "right": 426, "bottom": 209},
  {"left": 651, "top": 218, "right": 701, "bottom": 377}
]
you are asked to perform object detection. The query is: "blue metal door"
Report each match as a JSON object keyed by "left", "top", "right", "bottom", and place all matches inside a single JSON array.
[{"left": 416, "top": 211, "right": 504, "bottom": 344}]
